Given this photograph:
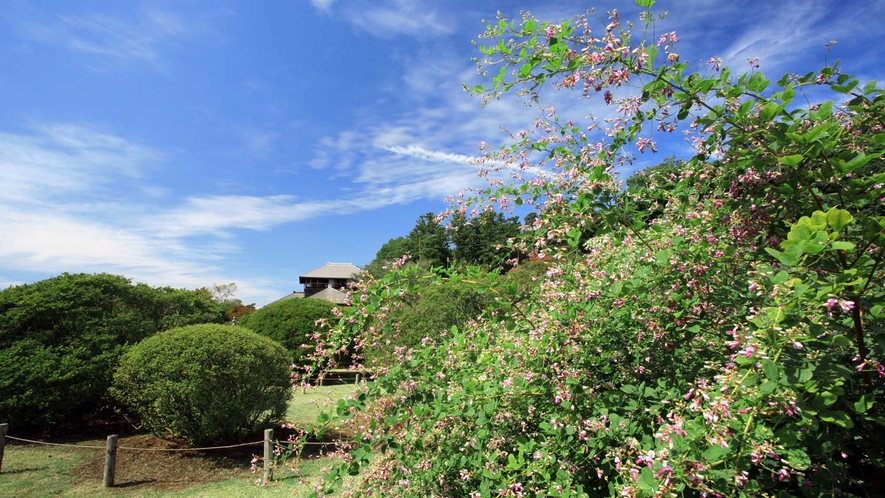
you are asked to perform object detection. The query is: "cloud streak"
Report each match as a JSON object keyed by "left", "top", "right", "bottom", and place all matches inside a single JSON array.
[
  {"left": 333, "top": 0, "right": 456, "bottom": 38},
  {"left": 309, "top": 0, "right": 336, "bottom": 14},
  {"left": 8, "top": 4, "right": 223, "bottom": 70}
]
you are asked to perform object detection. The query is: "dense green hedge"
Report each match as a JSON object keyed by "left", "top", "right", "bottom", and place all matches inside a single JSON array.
[
  {"left": 0, "top": 273, "right": 223, "bottom": 428},
  {"left": 239, "top": 298, "right": 337, "bottom": 365},
  {"left": 362, "top": 276, "right": 494, "bottom": 368},
  {"left": 111, "top": 324, "right": 292, "bottom": 444}
]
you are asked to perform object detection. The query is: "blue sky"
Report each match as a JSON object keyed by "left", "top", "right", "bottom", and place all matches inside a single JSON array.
[{"left": 1, "top": 0, "right": 882, "bottom": 306}]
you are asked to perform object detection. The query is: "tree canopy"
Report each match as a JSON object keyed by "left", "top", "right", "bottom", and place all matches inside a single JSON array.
[
  {"left": 0, "top": 273, "right": 223, "bottom": 427},
  {"left": 367, "top": 210, "right": 525, "bottom": 274}
]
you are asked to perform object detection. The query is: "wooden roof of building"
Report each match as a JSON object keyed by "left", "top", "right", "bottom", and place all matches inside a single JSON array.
[{"left": 298, "top": 262, "right": 361, "bottom": 282}]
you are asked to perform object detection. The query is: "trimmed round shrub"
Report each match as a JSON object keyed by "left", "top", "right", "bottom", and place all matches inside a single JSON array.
[
  {"left": 110, "top": 324, "right": 292, "bottom": 444},
  {"left": 238, "top": 298, "right": 336, "bottom": 365}
]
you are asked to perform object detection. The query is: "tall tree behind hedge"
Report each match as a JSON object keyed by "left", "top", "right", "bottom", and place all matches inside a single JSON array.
[
  {"left": 407, "top": 212, "right": 452, "bottom": 268},
  {"left": 450, "top": 210, "right": 522, "bottom": 270},
  {"left": 0, "top": 273, "right": 224, "bottom": 428}
]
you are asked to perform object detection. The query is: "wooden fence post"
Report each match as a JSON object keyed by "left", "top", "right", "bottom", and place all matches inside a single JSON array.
[
  {"left": 263, "top": 429, "right": 274, "bottom": 483},
  {"left": 104, "top": 434, "right": 118, "bottom": 488},
  {"left": 0, "top": 423, "right": 8, "bottom": 473}
]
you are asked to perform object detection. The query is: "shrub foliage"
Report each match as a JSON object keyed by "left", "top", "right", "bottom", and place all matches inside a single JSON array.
[
  {"left": 360, "top": 274, "right": 495, "bottom": 368},
  {"left": 239, "top": 298, "right": 336, "bottom": 365},
  {"left": 111, "top": 324, "right": 292, "bottom": 444},
  {"left": 0, "top": 273, "right": 223, "bottom": 428},
  {"left": 307, "top": 4, "right": 885, "bottom": 497}
]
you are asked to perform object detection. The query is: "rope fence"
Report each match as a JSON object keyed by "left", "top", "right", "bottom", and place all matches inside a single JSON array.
[
  {"left": 4, "top": 435, "right": 266, "bottom": 451},
  {"left": 0, "top": 423, "right": 347, "bottom": 488}
]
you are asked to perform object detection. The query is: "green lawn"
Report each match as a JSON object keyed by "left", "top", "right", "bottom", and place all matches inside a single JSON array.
[
  {"left": 0, "top": 384, "right": 361, "bottom": 498},
  {"left": 285, "top": 383, "right": 359, "bottom": 427}
]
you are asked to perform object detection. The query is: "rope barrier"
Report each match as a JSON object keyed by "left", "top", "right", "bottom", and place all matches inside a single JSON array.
[
  {"left": 5, "top": 435, "right": 105, "bottom": 449},
  {"left": 6, "top": 434, "right": 345, "bottom": 450},
  {"left": 6, "top": 435, "right": 263, "bottom": 452},
  {"left": 118, "top": 441, "right": 264, "bottom": 451}
]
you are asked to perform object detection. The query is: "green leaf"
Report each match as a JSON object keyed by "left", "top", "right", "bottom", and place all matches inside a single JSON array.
[
  {"left": 637, "top": 467, "right": 657, "bottom": 492},
  {"left": 761, "top": 359, "right": 779, "bottom": 381},
  {"left": 635, "top": 0, "right": 655, "bottom": 7},
  {"left": 703, "top": 444, "right": 728, "bottom": 462},
  {"left": 799, "top": 367, "right": 814, "bottom": 382},
  {"left": 644, "top": 44, "right": 658, "bottom": 65},
  {"left": 831, "top": 335, "right": 852, "bottom": 348},
  {"left": 854, "top": 394, "right": 875, "bottom": 414},
  {"left": 808, "top": 211, "right": 828, "bottom": 230},
  {"left": 820, "top": 410, "right": 854, "bottom": 428},
  {"left": 787, "top": 223, "right": 813, "bottom": 242},
  {"left": 519, "top": 63, "right": 533, "bottom": 78},
  {"left": 765, "top": 247, "right": 800, "bottom": 267},
  {"left": 784, "top": 449, "right": 811, "bottom": 470},
  {"left": 760, "top": 102, "right": 779, "bottom": 122},
  {"left": 777, "top": 154, "right": 804, "bottom": 166},
  {"left": 655, "top": 249, "right": 670, "bottom": 266},
  {"left": 483, "top": 401, "right": 496, "bottom": 416},
  {"left": 826, "top": 208, "right": 853, "bottom": 231},
  {"left": 829, "top": 241, "right": 855, "bottom": 251}
]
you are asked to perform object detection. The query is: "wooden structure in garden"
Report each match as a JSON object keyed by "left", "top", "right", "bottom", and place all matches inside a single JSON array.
[
  {"left": 269, "top": 262, "right": 361, "bottom": 306},
  {"left": 299, "top": 262, "right": 361, "bottom": 299}
]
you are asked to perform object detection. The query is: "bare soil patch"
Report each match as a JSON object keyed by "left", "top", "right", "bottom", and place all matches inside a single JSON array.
[{"left": 71, "top": 433, "right": 259, "bottom": 491}]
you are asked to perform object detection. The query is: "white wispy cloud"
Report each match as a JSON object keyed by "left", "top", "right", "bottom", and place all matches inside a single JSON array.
[
  {"left": 9, "top": 4, "right": 223, "bottom": 70},
  {"left": 308, "top": 131, "right": 359, "bottom": 170},
  {"left": 309, "top": 0, "right": 336, "bottom": 14},
  {"left": 240, "top": 128, "right": 280, "bottom": 155},
  {"left": 0, "top": 122, "right": 283, "bottom": 303},
  {"left": 382, "top": 144, "right": 475, "bottom": 165},
  {"left": 659, "top": 0, "right": 880, "bottom": 77},
  {"left": 150, "top": 195, "right": 326, "bottom": 238},
  {"left": 0, "top": 123, "right": 160, "bottom": 203},
  {"left": 338, "top": 0, "right": 456, "bottom": 38}
]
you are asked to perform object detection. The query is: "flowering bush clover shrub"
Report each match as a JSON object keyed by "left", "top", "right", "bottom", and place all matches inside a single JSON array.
[{"left": 307, "top": 3, "right": 884, "bottom": 496}]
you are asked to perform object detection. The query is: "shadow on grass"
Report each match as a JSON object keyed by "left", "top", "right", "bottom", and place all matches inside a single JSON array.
[{"left": 0, "top": 466, "right": 54, "bottom": 474}]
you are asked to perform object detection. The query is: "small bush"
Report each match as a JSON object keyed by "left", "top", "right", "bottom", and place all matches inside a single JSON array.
[
  {"left": 238, "top": 298, "right": 336, "bottom": 365},
  {"left": 111, "top": 324, "right": 292, "bottom": 444}
]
